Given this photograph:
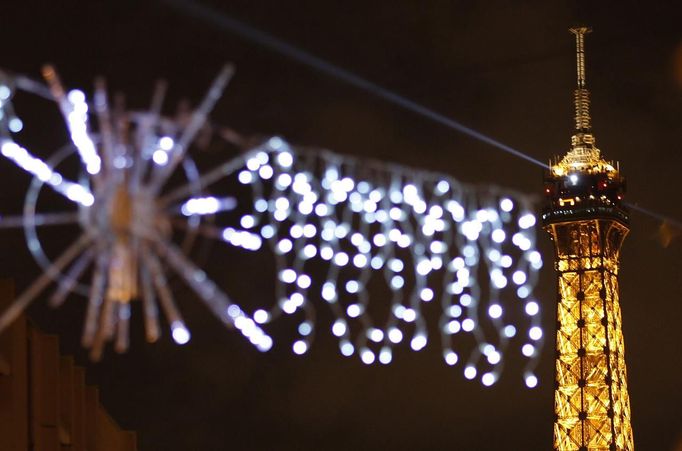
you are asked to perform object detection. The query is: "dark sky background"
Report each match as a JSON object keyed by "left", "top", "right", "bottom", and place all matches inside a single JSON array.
[{"left": 1, "top": 1, "right": 682, "bottom": 450}]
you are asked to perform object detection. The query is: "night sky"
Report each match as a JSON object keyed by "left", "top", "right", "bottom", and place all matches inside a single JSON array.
[{"left": 1, "top": 1, "right": 681, "bottom": 450}]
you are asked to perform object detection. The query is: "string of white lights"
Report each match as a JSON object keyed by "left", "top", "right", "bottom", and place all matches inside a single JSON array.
[
  {"left": 0, "top": 66, "right": 543, "bottom": 386},
  {"left": 174, "top": 137, "right": 544, "bottom": 386}
]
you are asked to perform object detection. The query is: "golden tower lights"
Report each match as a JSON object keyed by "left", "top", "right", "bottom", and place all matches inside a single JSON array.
[{"left": 542, "top": 27, "right": 635, "bottom": 450}]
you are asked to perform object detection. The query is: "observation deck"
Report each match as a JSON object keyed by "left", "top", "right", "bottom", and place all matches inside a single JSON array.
[{"left": 542, "top": 139, "right": 628, "bottom": 226}]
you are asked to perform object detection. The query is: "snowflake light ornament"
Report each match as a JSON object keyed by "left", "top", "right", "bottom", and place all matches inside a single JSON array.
[{"left": 0, "top": 64, "right": 270, "bottom": 359}]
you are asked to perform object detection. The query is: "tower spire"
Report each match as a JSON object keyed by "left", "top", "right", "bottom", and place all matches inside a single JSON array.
[
  {"left": 553, "top": 26, "right": 611, "bottom": 174},
  {"left": 570, "top": 26, "right": 592, "bottom": 133}
]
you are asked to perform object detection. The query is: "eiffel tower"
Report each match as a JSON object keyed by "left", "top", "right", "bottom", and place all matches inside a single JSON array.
[{"left": 542, "top": 27, "right": 635, "bottom": 450}]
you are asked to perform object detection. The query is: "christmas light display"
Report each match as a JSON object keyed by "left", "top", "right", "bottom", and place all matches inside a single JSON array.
[
  {"left": 0, "top": 66, "right": 543, "bottom": 386},
  {"left": 192, "top": 137, "right": 545, "bottom": 386},
  {"left": 0, "top": 64, "right": 270, "bottom": 360}
]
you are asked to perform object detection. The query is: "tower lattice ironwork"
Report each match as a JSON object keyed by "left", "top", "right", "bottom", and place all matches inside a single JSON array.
[{"left": 542, "top": 27, "right": 634, "bottom": 450}]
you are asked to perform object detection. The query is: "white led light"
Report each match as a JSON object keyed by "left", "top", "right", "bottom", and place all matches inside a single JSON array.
[
  {"left": 346, "top": 280, "right": 360, "bottom": 294},
  {"left": 379, "top": 348, "right": 392, "bottom": 364},
  {"left": 387, "top": 259, "right": 403, "bottom": 273},
  {"left": 240, "top": 215, "right": 256, "bottom": 229},
  {"left": 322, "top": 282, "right": 336, "bottom": 302},
  {"left": 488, "top": 304, "right": 503, "bottom": 319},
  {"left": 518, "top": 213, "right": 537, "bottom": 229},
  {"left": 528, "top": 250, "right": 542, "bottom": 264},
  {"left": 340, "top": 342, "right": 354, "bottom": 356},
  {"left": 525, "top": 301, "right": 539, "bottom": 316},
  {"left": 159, "top": 136, "right": 174, "bottom": 150},
  {"left": 373, "top": 233, "right": 387, "bottom": 247},
  {"left": 500, "top": 198, "right": 514, "bottom": 212},
  {"left": 487, "top": 351, "right": 501, "bottom": 365},
  {"left": 517, "top": 285, "right": 530, "bottom": 299},
  {"left": 491, "top": 229, "right": 506, "bottom": 243},
  {"left": 247, "top": 157, "right": 260, "bottom": 171},
  {"left": 529, "top": 326, "right": 543, "bottom": 341},
  {"left": 293, "top": 340, "right": 308, "bottom": 355},
  {"left": 397, "top": 234, "right": 411, "bottom": 248},
  {"left": 391, "top": 275, "right": 404, "bottom": 289},
  {"left": 277, "top": 151, "right": 293, "bottom": 167},
  {"left": 481, "top": 372, "right": 496, "bottom": 386},
  {"left": 388, "top": 328, "right": 403, "bottom": 344},
  {"left": 297, "top": 274, "right": 312, "bottom": 289},
  {"left": 430, "top": 240, "right": 446, "bottom": 253},
  {"left": 259, "top": 165, "right": 273, "bottom": 179},
  {"left": 254, "top": 309, "right": 269, "bottom": 324},
  {"left": 298, "top": 322, "right": 312, "bottom": 336},
  {"left": 420, "top": 287, "right": 434, "bottom": 302},
  {"left": 238, "top": 170, "right": 253, "bottom": 184},
  {"left": 276, "top": 173, "right": 292, "bottom": 188},
  {"left": 370, "top": 255, "right": 383, "bottom": 269},
  {"left": 446, "top": 320, "right": 461, "bottom": 334},
  {"left": 512, "top": 270, "right": 527, "bottom": 285},
  {"left": 320, "top": 246, "right": 333, "bottom": 260},
  {"left": 332, "top": 320, "right": 347, "bottom": 337},
  {"left": 444, "top": 351, "right": 458, "bottom": 366},
  {"left": 152, "top": 149, "right": 169, "bottom": 165},
  {"left": 416, "top": 259, "right": 432, "bottom": 276},
  {"left": 260, "top": 225, "right": 275, "bottom": 239},
  {"left": 462, "top": 318, "right": 475, "bottom": 332},
  {"left": 346, "top": 304, "right": 362, "bottom": 318},
  {"left": 333, "top": 252, "right": 349, "bottom": 266},
  {"left": 500, "top": 255, "right": 513, "bottom": 268},
  {"left": 0, "top": 85, "right": 11, "bottom": 100},
  {"left": 303, "top": 224, "right": 316, "bottom": 238},
  {"left": 368, "top": 328, "right": 384, "bottom": 342},
  {"left": 275, "top": 197, "right": 290, "bottom": 211},
  {"left": 360, "top": 348, "right": 375, "bottom": 364},
  {"left": 525, "top": 374, "right": 538, "bottom": 388},
  {"left": 302, "top": 244, "right": 317, "bottom": 259},
  {"left": 410, "top": 334, "right": 427, "bottom": 351},
  {"left": 402, "top": 308, "right": 417, "bottom": 323},
  {"left": 353, "top": 253, "right": 368, "bottom": 268},
  {"left": 448, "top": 305, "right": 462, "bottom": 317},
  {"left": 314, "top": 203, "right": 329, "bottom": 216},
  {"left": 171, "top": 321, "right": 191, "bottom": 345}
]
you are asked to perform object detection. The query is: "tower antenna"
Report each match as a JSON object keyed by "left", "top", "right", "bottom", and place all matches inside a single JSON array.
[{"left": 570, "top": 26, "right": 592, "bottom": 133}]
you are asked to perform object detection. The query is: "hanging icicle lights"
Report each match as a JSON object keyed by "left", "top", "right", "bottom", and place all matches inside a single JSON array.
[
  {"left": 164, "top": 136, "right": 545, "bottom": 387},
  {"left": 0, "top": 66, "right": 543, "bottom": 386}
]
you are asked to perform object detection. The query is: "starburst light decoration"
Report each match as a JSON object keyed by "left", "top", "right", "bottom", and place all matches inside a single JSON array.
[
  {"left": 0, "top": 64, "right": 271, "bottom": 360},
  {"left": 0, "top": 65, "right": 543, "bottom": 386}
]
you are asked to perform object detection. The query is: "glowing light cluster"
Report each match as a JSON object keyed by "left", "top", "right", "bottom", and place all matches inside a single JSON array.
[
  {"left": 0, "top": 140, "right": 94, "bottom": 206},
  {"left": 0, "top": 64, "right": 272, "bottom": 359},
  {"left": 173, "top": 136, "right": 545, "bottom": 386},
  {"left": 0, "top": 66, "right": 543, "bottom": 387}
]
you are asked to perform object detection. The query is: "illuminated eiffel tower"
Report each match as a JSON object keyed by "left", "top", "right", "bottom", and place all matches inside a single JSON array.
[{"left": 542, "top": 27, "right": 635, "bottom": 450}]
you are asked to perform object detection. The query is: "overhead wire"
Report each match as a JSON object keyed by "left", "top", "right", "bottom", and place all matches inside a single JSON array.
[{"left": 161, "top": 0, "right": 681, "bottom": 229}]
